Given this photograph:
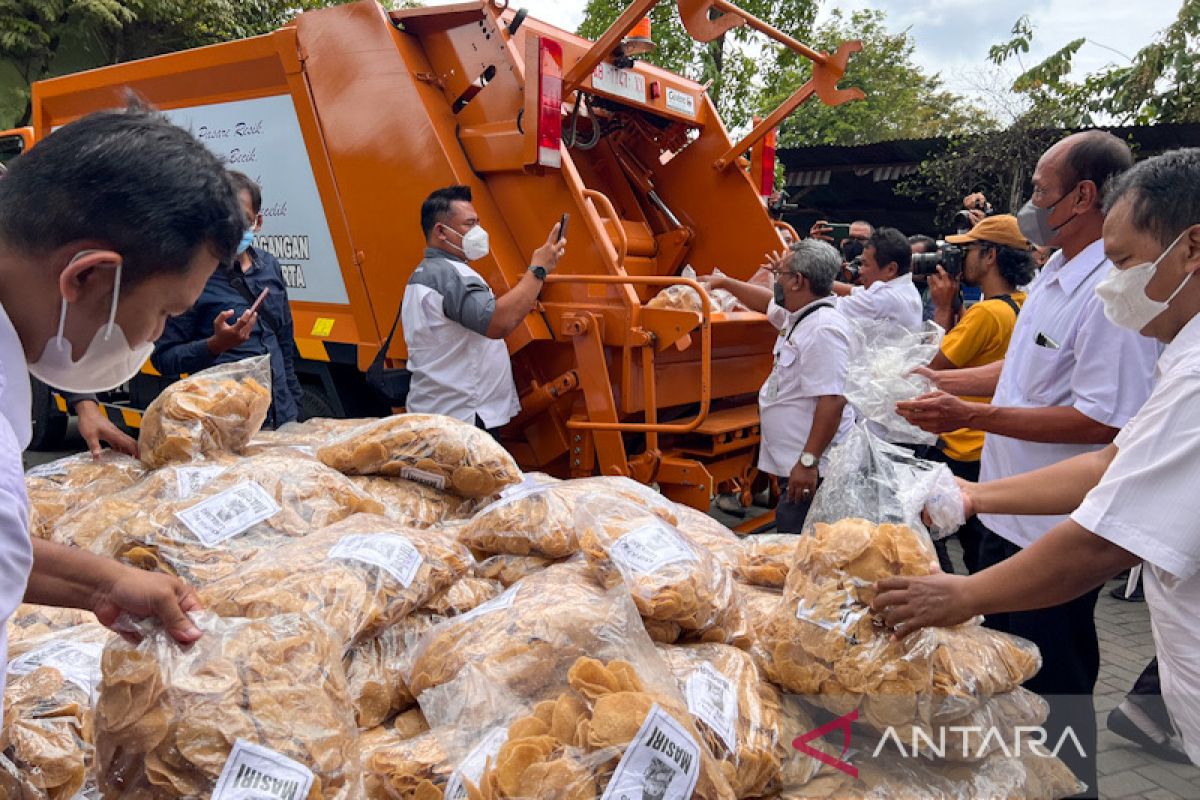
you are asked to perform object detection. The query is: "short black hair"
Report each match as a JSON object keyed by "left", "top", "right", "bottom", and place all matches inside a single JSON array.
[
  {"left": 421, "top": 185, "right": 472, "bottom": 239},
  {"left": 984, "top": 244, "right": 1037, "bottom": 289},
  {"left": 867, "top": 227, "right": 912, "bottom": 275},
  {"left": 1061, "top": 130, "right": 1133, "bottom": 197},
  {"left": 1104, "top": 148, "right": 1200, "bottom": 248},
  {"left": 0, "top": 103, "right": 242, "bottom": 286},
  {"left": 227, "top": 170, "right": 262, "bottom": 216},
  {"left": 908, "top": 234, "right": 937, "bottom": 254}
]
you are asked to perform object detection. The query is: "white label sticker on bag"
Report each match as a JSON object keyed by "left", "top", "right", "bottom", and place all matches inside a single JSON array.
[
  {"left": 174, "top": 481, "right": 281, "bottom": 547},
  {"left": 601, "top": 703, "right": 701, "bottom": 800},
  {"left": 26, "top": 459, "right": 70, "bottom": 479},
  {"left": 328, "top": 533, "right": 423, "bottom": 588},
  {"left": 474, "top": 474, "right": 549, "bottom": 516},
  {"left": 609, "top": 522, "right": 698, "bottom": 575},
  {"left": 454, "top": 584, "right": 519, "bottom": 624},
  {"left": 400, "top": 466, "right": 448, "bottom": 490},
  {"left": 685, "top": 663, "right": 739, "bottom": 754},
  {"left": 7, "top": 639, "right": 105, "bottom": 694},
  {"left": 212, "top": 739, "right": 314, "bottom": 800},
  {"left": 444, "top": 726, "right": 509, "bottom": 800},
  {"left": 175, "top": 465, "right": 228, "bottom": 499},
  {"left": 794, "top": 587, "right": 859, "bottom": 636}
]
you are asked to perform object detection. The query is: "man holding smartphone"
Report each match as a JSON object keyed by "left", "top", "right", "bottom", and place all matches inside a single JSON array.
[
  {"left": 152, "top": 171, "right": 304, "bottom": 428},
  {"left": 402, "top": 185, "right": 566, "bottom": 435}
]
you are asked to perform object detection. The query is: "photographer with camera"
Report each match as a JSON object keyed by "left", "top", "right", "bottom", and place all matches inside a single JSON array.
[
  {"left": 832, "top": 227, "right": 923, "bottom": 330},
  {"left": 909, "top": 234, "right": 944, "bottom": 323},
  {"left": 919, "top": 215, "right": 1036, "bottom": 574}
]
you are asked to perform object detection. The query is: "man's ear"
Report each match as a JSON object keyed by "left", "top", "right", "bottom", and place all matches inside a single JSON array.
[
  {"left": 1184, "top": 224, "right": 1200, "bottom": 275},
  {"left": 884, "top": 262, "right": 900, "bottom": 280},
  {"left": 1074, "top": 179, "right": 1100, "bottom": 213},
  {"left": 59, "top": 249, "right": 122, "bottom": 304}
]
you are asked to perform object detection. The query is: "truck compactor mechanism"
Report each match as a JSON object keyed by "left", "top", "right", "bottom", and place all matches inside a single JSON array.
[{"left": 8, "top": 0, "right": 863, "bottom": 514}]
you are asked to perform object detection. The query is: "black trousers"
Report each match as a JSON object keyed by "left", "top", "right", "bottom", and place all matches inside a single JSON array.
[
  {"left": 924, "top": 449, "right": 986, "bottom": 574},
  {"left": 774, "top": 477, "right": 820, "bottom": 533},
  {"left": 979, "top": 530, "right": 1100, "bottom": 798},
  {"left": 473, "top": 415, "right": 501, "bottom": 441},
  {"left": 1127, "top": 658, "right": 1178, "bottom": 734}
]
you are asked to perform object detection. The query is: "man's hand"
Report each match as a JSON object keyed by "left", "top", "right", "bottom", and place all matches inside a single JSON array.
[
  {"left": 896, "top": 391, "right": 981, "bottom": 433},
  {"left": 955, "top": 478, "right": 978, "bottom": 520},
  {"left": 871, "top": 574, "right": 977, "bottom": 638},
  {"left": 787, "top": 461, "right": 819, "bottom": 503},
  {"left": 809, "top": 220, "right": 833, "bottom": 243},
  {"left": 531, "top": 222, "right": 567, "bottom": 273},
  {"left": 760, "top": 249, "right": 787, "bottom": 275},
  {"left": 698, "top": 272, "right": 728, "bottom": 292},
  {"left": 909, "top": 365, "right": 940, "bottom": 384},
  {"left": 207, "top": 308, "right": 256, "bottom": 355},
  {"left": 75, "top": 399, "right": 137, "bottom": 459},
  {"left": 92, "top": 562, "right": 203, "bottom": 644},
  {"left": 928, "top": 266, "right": 959, "bottom": 310},
  {"left": 963, "top": 192, "right": 989, "bottom": 212}
]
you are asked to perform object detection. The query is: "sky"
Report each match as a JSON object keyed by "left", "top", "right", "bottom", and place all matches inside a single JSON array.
[{"left": 482, "top": 0, "right": 1180, "bottom": 115}]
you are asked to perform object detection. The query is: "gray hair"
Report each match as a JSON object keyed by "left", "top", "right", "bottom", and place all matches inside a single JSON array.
[
  {"left": 1103, "top": 148, "right": 1200, "bottom": 248},
  {"left": 784, "top": 239, "right": 842, "bottom": 296}
]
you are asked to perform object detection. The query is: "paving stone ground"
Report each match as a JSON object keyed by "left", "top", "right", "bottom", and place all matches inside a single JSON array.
[{"left": 23, "top": 436, "right": 1200, "bottom": 798}]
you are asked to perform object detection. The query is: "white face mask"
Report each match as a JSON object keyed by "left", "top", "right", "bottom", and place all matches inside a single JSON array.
[
  {"left": 444, "top": 224, "right": 490, "bottom": 262},
  {"left": 1095, "top": 229, "right": 1193, "bottom": 332},
  {"left": 27, "top": 251, "right": 156, "bottom": 393}
]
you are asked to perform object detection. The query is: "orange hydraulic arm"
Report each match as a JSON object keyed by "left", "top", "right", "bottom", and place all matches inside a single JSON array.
[{"left": 563, "top": 0, "right": 864, "bottom": 173}]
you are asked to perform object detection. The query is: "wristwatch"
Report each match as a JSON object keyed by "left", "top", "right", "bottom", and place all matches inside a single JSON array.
[
  {"left": 530, "top": 265, "right": 547, "bottom": 281},
  {"left": 799, "top": 452, "right": 818, "bottom": 469}
]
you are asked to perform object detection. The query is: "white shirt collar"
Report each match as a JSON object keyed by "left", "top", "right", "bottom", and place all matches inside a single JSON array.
[
  {"left": 869, "top": 273, "right": 914, "bottom": 292},
  {"left": 1159, "top": 312, "right": 1200, "bottom": 376},
  {"left": 784, "top": 296, "right": 836, "bottom": 322},
  {"left": 0, "top": 302, "right": 32, "bottom": 449},
  {"left": 1038, "top": 238, "right": 1107, "bottom": 294}
]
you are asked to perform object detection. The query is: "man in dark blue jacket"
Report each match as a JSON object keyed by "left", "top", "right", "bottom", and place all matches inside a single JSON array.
[{"left": 152, "top": 171, "right": 303, "bottom": 427}]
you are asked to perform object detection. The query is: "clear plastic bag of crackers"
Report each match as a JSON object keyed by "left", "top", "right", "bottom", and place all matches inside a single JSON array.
[
  {"left": 94, "top": 611, "right": 362, "bottom": 798},
  {"left": 138, "top": 355, "right": 273, "bottom": 467}
]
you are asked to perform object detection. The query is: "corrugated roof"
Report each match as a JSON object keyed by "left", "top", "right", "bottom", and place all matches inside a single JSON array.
[{"left": 779, "top": 122, "right": 1200, "bottom": 171}]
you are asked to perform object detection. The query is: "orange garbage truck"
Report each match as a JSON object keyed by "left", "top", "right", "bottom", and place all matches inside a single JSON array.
[{"left": 7, "top": 0, "right": 863, "bottom": 512}]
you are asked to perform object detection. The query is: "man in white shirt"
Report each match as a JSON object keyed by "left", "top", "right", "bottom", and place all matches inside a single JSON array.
[
  {"left": 402, "top": 185, "right": 564, "bottom": 433},
  {"left": 757, "top": 240, "right": 856, "bottom": 532},
  {"left": 832, "top": 227, "right": 924, "bottom": 331},
  {"left": 0, "top": 104, "right": 243, "bottom": 710},
  {"left": 874, "top": 146, "right": 1200, "bottom": 769},
  {"left": 892, "top": 131, "right": 1163, "bottom": 793}
]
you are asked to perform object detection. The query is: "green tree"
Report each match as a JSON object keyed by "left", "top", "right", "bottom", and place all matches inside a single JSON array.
[
  {"left": 577, "top": 0, "right": 818, "bottom": 130},
  {"left": 990, "top": 2, "right": 1200, "bottom": 126},
  {"left": 896, "top": 122, "right": 1065, "bottom": 227},
  {"left": 0, "top": 0, "right": 359, "bottom": 127},
  {"left": 898, "top": 3, "right": 1195, "bottom": 227},
  {"left": 760, "top": 9, "right": 990, "bottom": 148}
]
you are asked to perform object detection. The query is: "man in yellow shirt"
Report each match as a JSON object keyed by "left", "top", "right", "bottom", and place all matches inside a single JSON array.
[{"left": 922, "top": 215, "right": 1036, "bottom": 572}]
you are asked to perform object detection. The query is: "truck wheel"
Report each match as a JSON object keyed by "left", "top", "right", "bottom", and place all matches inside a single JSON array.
[
  {"left": 299, "top": 384, "right": 338, "bottom": 421},
  {"left": 28, "top": 378, "right": 68, "bottom": 452}
]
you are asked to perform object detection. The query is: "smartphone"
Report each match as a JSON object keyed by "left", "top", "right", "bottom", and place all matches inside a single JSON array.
[
  {"left": 247, "top": 286, "right": 270, "bottom": 315},
  {"left": 558, "top": 212, "right": 570, "bottom": 239},
  {"left": 827, "top": 222, "right": 851, "bottom": 242}
]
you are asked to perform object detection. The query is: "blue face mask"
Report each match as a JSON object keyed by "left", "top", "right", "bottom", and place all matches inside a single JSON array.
[{"left": 236, "top": 229, "right": 255, "bottom": 255}]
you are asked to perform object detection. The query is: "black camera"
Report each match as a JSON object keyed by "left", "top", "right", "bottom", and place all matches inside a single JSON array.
[
  {"left": 910, "top": 243, "right": 965, "bottom": 278},
  {"left": 844, "top": 255, "right": 863, "bottom": 282}
]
